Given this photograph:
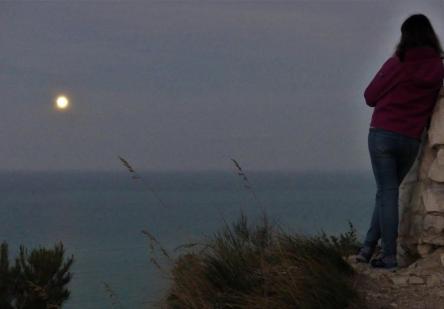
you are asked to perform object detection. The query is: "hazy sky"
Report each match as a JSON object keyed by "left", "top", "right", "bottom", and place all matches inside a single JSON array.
[{"left": 1, "top": 0, "right": 443, "bottom": 172}]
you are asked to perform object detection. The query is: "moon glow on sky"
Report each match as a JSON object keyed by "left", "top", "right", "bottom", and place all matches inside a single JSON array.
[{"left": 55, "top": 96, "right": 69, "bottom": 110}]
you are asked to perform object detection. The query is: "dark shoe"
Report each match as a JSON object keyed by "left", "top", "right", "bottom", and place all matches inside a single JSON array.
[
  {"left": 370, "top": 255, "right": 398, "bottom": 270},
  {"left": 355, "top": 246, "right": 374, "bottom": 263}
]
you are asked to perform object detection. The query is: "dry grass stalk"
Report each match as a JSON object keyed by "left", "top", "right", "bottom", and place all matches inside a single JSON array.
[
  {"left": 141, "top": 229, "right": 173, "bottom": 279},
  {"left": 230, "top": 158, "right": 264, "bottom": 211},
  {"left": 103, "top": 281, "right": 125, "bottom": 309},
  {"left": 141, "top": 229, "right": 171, "bottom": 260},
  {"left": 117, "top": 155, "right": 168, "bottom": 208}
]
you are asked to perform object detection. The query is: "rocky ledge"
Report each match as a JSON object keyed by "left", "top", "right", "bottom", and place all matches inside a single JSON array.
[{"left": 347, "top": 247, "right": 444, "bottom": 309}]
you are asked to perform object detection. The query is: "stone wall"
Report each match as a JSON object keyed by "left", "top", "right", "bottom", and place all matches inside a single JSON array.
[{"left": 399, "top": 86, "right": 444, "bottom": 260}]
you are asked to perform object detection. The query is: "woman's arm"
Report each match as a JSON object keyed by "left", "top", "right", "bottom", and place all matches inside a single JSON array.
[{"left": 364, "top": 56, "right": 403, "bottom": 107}]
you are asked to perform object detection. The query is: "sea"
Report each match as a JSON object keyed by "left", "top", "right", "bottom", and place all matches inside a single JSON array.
[{"left": 0, "top": 170, "right": 376, "bottom": 308}]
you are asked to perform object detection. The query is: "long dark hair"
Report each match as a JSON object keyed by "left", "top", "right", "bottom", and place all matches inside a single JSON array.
[{"left": 395, "top": 14, "right": 443, "bottom": 61}]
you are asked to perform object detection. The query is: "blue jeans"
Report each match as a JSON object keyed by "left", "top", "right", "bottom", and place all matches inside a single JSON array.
[{"left": 364, "top": 127, "right": 421, "bottom": 257}]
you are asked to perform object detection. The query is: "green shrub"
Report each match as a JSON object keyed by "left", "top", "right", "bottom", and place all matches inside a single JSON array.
[
  {"left": 160, "top": 212, "right": 361, "bottom": 309},
  {"left": 0, "top": 241, "right": 74, "bottom": 309}
]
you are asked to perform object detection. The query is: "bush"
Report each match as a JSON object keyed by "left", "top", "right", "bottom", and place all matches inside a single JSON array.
[
  {"left": 0, "top": 241, "right": 74, "bottom": 309},
  {"left": 158, "top": 212, "right": 361, "bottom": 309}
]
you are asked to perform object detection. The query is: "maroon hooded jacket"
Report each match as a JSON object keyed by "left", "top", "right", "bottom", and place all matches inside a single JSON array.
[{"left": 364, "top": 46, "right": 444, "bottom": 140}]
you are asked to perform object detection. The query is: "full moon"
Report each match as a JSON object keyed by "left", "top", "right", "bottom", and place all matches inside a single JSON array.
[{"left": 55, "top": 96, "right": 69, "bottom": 110}]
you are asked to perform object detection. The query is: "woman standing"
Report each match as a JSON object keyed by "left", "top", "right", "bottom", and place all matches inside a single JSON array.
[{"left": 356, "top": 14, "right": 444, "bottom": 269}]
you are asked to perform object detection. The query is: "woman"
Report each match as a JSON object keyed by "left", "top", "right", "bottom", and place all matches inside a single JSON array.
[{"left": 356, "top": 14, "right": 444, "bottom": 269}]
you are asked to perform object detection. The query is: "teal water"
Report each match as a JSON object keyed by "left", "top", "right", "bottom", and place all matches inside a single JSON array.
[{"left": 0, "top": 170, "right": 375, "bottom": 308}]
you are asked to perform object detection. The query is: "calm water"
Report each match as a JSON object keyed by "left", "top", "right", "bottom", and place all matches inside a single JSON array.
[{"left": 0, "top": 170, "right": 375, "bottom": 308}]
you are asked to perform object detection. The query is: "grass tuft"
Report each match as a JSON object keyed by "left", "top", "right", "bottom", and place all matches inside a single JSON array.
[{"left": 154, "top": 213, "right": 361, "bottom": 309}]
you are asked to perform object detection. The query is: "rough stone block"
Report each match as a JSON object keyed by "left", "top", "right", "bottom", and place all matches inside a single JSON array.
[
  {"left": 437, "top": 146, "right": 444, "bottom": 165},
  {"left": 419, "top": 142, "right": 436, "bottom": 180},
  {"left": 408, "top": 276, "right": 425, "bottom": 285},
  {"left": 391, "top": 276, "right": 409, "bottom": 287},
  {"left": 422, "top": 183, "right": 444, "bottom": 213},
  {"left": 428, "top": 158, "right": 444, "bottom": 182},
  {"left": 428, "top": 99, "right": 444, "bottom": 147},
  {"left": 423, "top": 214, "right": 444, "bottom": 233},
  {"left": 427, "top": 274, "right": 441, "bottom": 287},
  {"left": 417, "top": 244, "right": 434, "bottom": 257},
  {"left": 422, "top": 233, "right": 444, "bottom": 246}
]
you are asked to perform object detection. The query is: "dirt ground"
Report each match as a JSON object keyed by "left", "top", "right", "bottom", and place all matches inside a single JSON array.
[{"left": 347, "top": 248, "right": 444, "bottom": 309}]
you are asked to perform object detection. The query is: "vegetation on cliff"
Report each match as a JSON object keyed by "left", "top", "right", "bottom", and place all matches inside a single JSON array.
[
  {"left": 0, "top": 242, "right": 73, "bottom": 309},
  {"left": 148, "top": 212, "right": 362, "bottom": 308}
]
